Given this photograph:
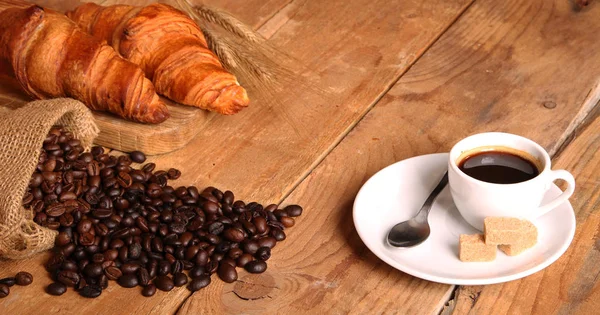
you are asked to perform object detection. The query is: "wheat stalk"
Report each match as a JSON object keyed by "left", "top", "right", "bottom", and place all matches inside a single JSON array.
[{"left": 174, "top": 0, "right": 332, "bottom": 107}]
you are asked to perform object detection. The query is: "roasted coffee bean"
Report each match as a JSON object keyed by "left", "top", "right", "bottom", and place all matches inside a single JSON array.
[
  {"left": 157, "top": 260, "right": 171, "bottom": 276},
  {"left": 207, "top": 260, "right": 219, "bottom": 274},
  {"left": 217, "top": 263, "right": 237, "bottom": 283},
  {"left": 80, "top": 284, "right": 102, "bottom": 298},
  {"left": 0, "top": 277, "right": 16, "bottom": 287},
  {"left": 0, "top": 284, "right": 9, "bottom": 298},
  {"left": 255, "top": 247, "right": 271, "bottom": 261},
  {"left": 189, "top": 266, "right": 205, "bottom": 279},
  {"left": 241, "top": 240, "right": 259, "bottom": 255},
  {"left": 245, "top": 260, "right": 267, "bottom": 274},
  {"left": 57, "top": 270, "right": 80, "bottom": 287},
  {"left": 55, "top": 232, "right": 71, "bottom": 246},
  {"left": 99, "top": 275, "right": 109, "bottom": 290},
  {"left": 83, "top": 263, "right": 103, "bottom": 278},
  {"left": 77, "top": 219, "right": 93, "bottom": 234},
  {"left": 15, "top": 271, "right": 33, "bottom": 286},
  {"left": 269, "top": 203, "right": 286, "bottom": 214},
  {"left": 137, "top": 268, "right": 150, "bottom": 286},
  {"left": 194, "top": 250, "right": 209, "bottom": 266},
  {"left": 270, "top": 228, "right": 286, "bottom": 241},
  {"left": 91, "top": 146, "right": 104, "bottom": 157},
  {"left": 142, "top": 284, "right": 156, "bottom": 297},
  {"left": 117, "top": 274, "right": 139, "bottom": 288},
  {"left": 154, "top": 275, "right": 174, "bottom": 292},
  {"left": 273, "top": 210, "right": 288, "bottom": 220},
  {"left": 92, "top": 253, "right": 105, "bottom": 264},
  {"left": 223, "top": 228, "right": 245, "bottom": 243},
  {"left": 104, "top": 266, "right": 122, "bottom": 280},
  {"left": 187, "top": 275, "right": 211, "bottom": 292},
  {"left": 46, "top": 203, "right": 66, "bottom": 217},
  {"left": 167, "top": 168, "right": 181, "bottom": 180},
  {"left": 46, "top": 282, "right": 67, "bottom": 296},
  {"left": 172, "top": 260, "right": 184, "bottom": 274},
  {"left": 173, "top": 272, "right": 188, "bottom": 287},
  {"left": 284, "top": 205, "right": 303, "bottom": 217},
  {"left": 236, "top": 254, "right": 254, "bottom": 268},
  {"left": 129, "top": 243, "right": 142, "bottom": 259},
  {"left": 227, "top": 248, "right": 243, "bottom": 260},
  {"left": 253, "top": 217, "right": 268, "bottom": 234},
  {"left": 121, "top": 263, "right": 140, "bottom": 274},
  {"left": 129, "top": 151, "right": 146, "bottom": 163},
  {"left": 61, "top": 260, "right": 78, "bottom": 272},
  {"left": 257, "top": 237, "right": 277, "bottom": 249},
  {"left": 280, "top": 217, "right": 295, "bottom": 228}
]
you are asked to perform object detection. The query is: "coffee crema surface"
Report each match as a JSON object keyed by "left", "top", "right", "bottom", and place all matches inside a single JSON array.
[{"left": 458, "top": 147, "right": 540, "bottom": 184}]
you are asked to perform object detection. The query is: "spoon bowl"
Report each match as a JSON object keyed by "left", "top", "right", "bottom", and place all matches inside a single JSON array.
[
  {"left": 387, "top": 171, "right": 448, "bottom": 247},
  {"left": 387, "top": 219, "right": 431, "bottom": 247}
]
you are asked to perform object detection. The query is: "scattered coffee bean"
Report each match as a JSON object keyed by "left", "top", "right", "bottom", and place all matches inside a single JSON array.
[
  {"left": 217, "top": 263, "right": 237, "bottom": 283},
  {"left": 0, "top": 284, "right": 9, "bottom": 298},
  {"left": 80, "top": 284, "right": 102, "bottom": 298},
  {"left": 15, "top": 271, "right": 33, "bottom": 286},
  {"left": 154, "top": 275, "right": 174, "bottom": 292},
  {"left": 173, "top": 272, "right": 188, "bottom": 287},
  {"left": 25, "top": 127, "right": 305, "bottom": 298},
  {"left": 46, "top": 282, "right": 67, "bottom": 296},
  {"left": 57, "top": 270, "right": 80, "bottom": 287},
  {"left": 284, "top": 205, "right": 303, "bottom": 217},
  {"left": 0, "top": 277, "right": 16, "bottom": 287},
  {"left": 255, "top": 247, "right": 271, "bottom": 261},
  {"left": 142, "top": 284, "right": 156, "bottom": 297},
  {"left": 187, "top": 276, "right": 211, "bottom": 292},
  {"left": 245, "top": 261, "right": 268, "bottom": 274},
  {"left": 129, "top": 151, "right": 146, "bottom": 164},
  {"left": 117, "top": 274, "right": 139, "bottom": 288}
]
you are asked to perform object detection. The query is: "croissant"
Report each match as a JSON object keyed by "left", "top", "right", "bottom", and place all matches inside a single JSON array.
[
  {"left": 0, "top": 5, "right": 169, "bottom": 124},
  {"left": 67, "top": 3, "right": 250, "bottom": 115}
]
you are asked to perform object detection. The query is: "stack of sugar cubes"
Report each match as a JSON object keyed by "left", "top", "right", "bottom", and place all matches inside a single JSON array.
[{"left": 459, "top": 217, "right": 538, "bottom": 262}]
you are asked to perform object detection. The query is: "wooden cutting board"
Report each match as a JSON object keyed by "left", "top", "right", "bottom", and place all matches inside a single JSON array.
[{"left": 0, "top": 0, "right": 215, "bottom": 155}]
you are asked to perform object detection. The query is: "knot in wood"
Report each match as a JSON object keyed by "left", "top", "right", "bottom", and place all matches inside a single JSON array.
[
  {"left": 233, "top": 274, "right": 278, "bottom": 301},
  {"left": 543, "top": 101, "right": 557, "bottom": 109}
]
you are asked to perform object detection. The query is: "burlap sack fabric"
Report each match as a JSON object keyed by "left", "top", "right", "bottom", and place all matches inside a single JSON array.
[{"left": 0, "top": 98, "right": 98, "bottom": 259}]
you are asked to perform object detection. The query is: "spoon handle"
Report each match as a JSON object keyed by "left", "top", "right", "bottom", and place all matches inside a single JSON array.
[{"left": 415, "top": 171, "right": 448, "bottom": 222}]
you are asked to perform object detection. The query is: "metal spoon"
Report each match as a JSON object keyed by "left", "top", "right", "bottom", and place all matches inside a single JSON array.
[{"left": 386, "top": 171, "right": 448, "bottom": 247}]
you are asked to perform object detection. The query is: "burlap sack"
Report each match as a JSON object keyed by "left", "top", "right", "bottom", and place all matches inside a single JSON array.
[{"left": 0, "top": 98, "right": 98, "bottom": 259}]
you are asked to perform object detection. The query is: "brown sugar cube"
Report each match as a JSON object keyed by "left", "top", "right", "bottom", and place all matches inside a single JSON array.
[
  {"left": 498, "top": 221, "right": 538, "bottom": 256},
  {"left": 484, "top": 217, "right": 530, "bottom": 245},
  {"left": 459, "top": 234, "right": 497, "bottom": 262}
]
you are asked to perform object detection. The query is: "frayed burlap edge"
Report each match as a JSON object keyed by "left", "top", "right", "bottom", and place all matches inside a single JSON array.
[{"left": 0, "top": 98, "right": 99, "bottom": 259}]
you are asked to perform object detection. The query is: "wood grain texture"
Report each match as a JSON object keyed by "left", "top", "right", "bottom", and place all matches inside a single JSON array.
[
  {"left": 0, "top": 0, "right": 289, "bottom": 155},
  {"left": 176, "top": 0, "right": 600, "bottom": 313},
  {"left": 0, "top": 0, "right": 471, "bottom": 314},
  {"left": 385, "top": 0, "right": 600, "bottom": 155}
]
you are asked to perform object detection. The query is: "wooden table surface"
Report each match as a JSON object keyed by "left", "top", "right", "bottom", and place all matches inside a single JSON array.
[{"left": 1, "top": 0, "right": 600, "bottom": 314}]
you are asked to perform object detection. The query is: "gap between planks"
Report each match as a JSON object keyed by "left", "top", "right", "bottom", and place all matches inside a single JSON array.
[
  {"left": 170, "top": 1, "right": 477, "bottom": 313},
  {"left": 438, "top": 81, "right": 600, "bottom": 315}
]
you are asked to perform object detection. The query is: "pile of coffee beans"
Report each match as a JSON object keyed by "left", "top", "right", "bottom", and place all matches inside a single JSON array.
[
  {"left": 0, "top": 271, "right": 34, "bottom": 298},
  {"left": 23, "top": 127, "right": 303, "bottom": 298}
]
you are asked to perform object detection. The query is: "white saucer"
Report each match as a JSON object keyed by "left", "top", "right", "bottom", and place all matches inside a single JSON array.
[{"left": 353, "top": 153, "right": 576, "bottom": 285}]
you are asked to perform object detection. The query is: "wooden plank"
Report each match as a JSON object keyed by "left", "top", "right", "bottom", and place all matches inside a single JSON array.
[
  {"left": 176, "top": 0, "right": 600, "bottom": 313},
  {"left": 0, "top": 0, "right": 289, "bottom": 155},
  {"left": 0, "top": 0, "right": 472, "bottom": 314}
]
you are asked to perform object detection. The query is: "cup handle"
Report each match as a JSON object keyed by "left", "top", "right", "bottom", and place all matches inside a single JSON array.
[{"left": 529, "top": 169, "right": 575, "bottom": 220}]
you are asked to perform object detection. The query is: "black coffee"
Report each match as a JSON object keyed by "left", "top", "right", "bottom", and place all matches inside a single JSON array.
[{"left": 458, "top": 150, "right": 539, "bottom": 184}]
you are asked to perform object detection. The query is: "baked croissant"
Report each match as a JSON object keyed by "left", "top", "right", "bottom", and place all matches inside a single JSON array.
[
  {"left": 67, "top": 3, "right": 250, "bottom": 115},
  {"left": 0, "top": 5, "right": 169, "bottom": 124}
]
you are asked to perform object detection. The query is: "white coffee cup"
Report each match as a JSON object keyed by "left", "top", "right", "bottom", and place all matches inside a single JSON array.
[{"left": 448, "top": 132, "right": 575, "bottom": 231}]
